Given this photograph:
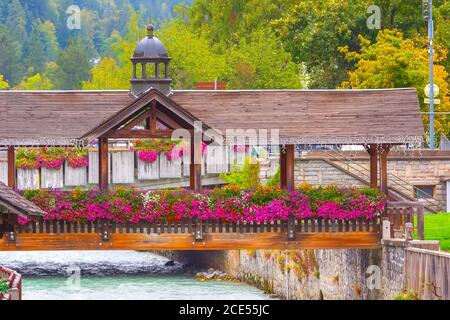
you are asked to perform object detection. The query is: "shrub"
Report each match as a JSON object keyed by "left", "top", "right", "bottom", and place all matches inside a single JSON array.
[
  {"left": 266, "top": 166, "right": 280, "bottom": 187},
  {"left": 220, "top": 157, "right": 260, "bottom": 190},
  {"left": 0, "top": 279, "right": 9, "bottom": 294}
]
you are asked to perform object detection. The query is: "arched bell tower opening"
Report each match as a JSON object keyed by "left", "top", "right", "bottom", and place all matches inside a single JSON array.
[{"left": 130, "top": 24, "right": 172, "bottom": 96}]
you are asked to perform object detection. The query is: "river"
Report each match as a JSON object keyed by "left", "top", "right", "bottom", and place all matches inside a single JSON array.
[{"left": 0, "top": 251, "right": 271, "bottom": 300}]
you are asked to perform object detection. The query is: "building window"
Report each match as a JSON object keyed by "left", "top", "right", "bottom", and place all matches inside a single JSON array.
[{"left": 414, "top": 185, "right": 435, "bottom": 199}]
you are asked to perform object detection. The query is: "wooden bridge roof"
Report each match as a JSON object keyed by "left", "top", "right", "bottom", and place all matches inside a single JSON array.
[
  {"left": 0, "top": 182, "right": 46, "bottom": 218},
  {"left": 0, "top": 88, "right": 424, "bottom": 146}
]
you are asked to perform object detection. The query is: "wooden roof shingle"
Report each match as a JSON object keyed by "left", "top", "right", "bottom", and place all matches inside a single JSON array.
[
  {"left": 0, "top": 88, "right": 424, "bottom": 146},
  {"left": 0, "top": 182, "right": 46, "bottom": 218}
]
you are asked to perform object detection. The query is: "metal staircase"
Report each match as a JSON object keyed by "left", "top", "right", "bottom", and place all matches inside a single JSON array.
[{"left": 319, "top": 150, "right": 443, "bottom": 213}]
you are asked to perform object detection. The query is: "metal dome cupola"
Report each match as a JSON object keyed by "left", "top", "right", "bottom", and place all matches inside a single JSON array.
[{"left": 130, "top": 24, "right": 172, "bottom": 96}]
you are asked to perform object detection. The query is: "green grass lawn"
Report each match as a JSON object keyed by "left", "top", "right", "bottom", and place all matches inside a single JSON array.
[{"left": 419, "top": 212, "right": 450, "bottom": 251}]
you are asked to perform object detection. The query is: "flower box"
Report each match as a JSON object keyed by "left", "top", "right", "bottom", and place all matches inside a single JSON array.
[
  {"left": 137, "top": 156, "right": 160, "bottom": 180},
  {"left": 21, "top": 186, "right": 385, "bottom": 225},
  {"left": 17, "top": 169, "right": 39, "bottom": 190},
  {"left": 64, "top": 162, "right": 87, "bottom": 187},
  {"left": 41, "top": 167, "right": 64, "bottom": 189},
  {"left": 88, "top": 151, "right": 112, "bottom": 184},
  {"left": 160, "top": 153, "right": 182, "bottom": 178},
  {"left": 111, "top": 151, "right": 135, "bottom": 184}
]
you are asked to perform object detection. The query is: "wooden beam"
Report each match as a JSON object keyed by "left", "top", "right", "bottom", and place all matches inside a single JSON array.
[
  {"left": 380, "top": 144, "right": 390, "bottom": 196},
  {"left": 123, "top": 110, "right": 150, "bottom": 130},
  {"left": 0, "top": 232, "right": 380, "bottom": 251},
  {"left": 150, "top": 100, "right": 157, "bottom": 133},
  {"left": 98, "top": 138, "right": 109, "bottom": 191},
  {"left": 367, "top": 144, "right": 378, "bottom": 189},
  {"left": 7, "top": 146, "right": 15, "bottom": 189},
  {"left": 156, "top": 110, "right": 181, "bottom": 130},
  {"left": 105, "top": 129, "right": 174, "bottom": 139},
  {"left": 190, "top": 139, "right": 202, "bottom": 191},
  {"left": 280, "top": 145, "right": 295, "bottom": 191}
]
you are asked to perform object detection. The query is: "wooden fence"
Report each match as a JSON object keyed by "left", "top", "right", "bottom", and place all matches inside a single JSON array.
[
  {"left": 0, "top": 147, "right": 250, "bottom": 190},
  {"left": 0, "top": 266, "right": 22, "bottom": 301},
  {"left": 405, "top": 248, "right": 450, "bottom": 300},
  {"left": 386, "top": 201, "right": 424, "bottom": 240}
]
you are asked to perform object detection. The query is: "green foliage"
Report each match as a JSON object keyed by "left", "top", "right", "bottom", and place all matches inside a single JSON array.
[
  {"left": 0, "top": 24, "right": 24, "bottom": 85},
  {"left": 83, "top": 56, "right": 129, "bottom": 90},
  {"left": 14, "top": 73, "right": 54, "bottom": 90},
  {"left": 220, "top": 157, "right": 261, "bottom": 190},
  {"left": 52, "top": 38, "right": 91, "bottom": 89},
  {"left": 419, "top": 212, "right": 450, "bottom": 252},
  {"left": 266, "top": 166, "right": 280, "bottom": 188},
  {"left": 159, "top": 19, "right": 228, "bottom": 89},
  {"left": 226, "top": 28, "right": 303, "bottom": 89},
  {"left": 394, "top": 290, "right": 420, "bottom": 300},
  {"left": 0, "top": 278, "right": 9, "bottom": 294},
  {"left": 340, "top": 29, "right": 450, "bottom": 146},
  {"left": 0, "top": 74, "right": 8, "bottom": 89}
]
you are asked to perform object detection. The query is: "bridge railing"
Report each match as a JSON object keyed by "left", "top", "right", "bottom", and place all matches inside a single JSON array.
[
  {"left": 0, "top": 266, "right": 22, "bottom": 301},
  {"left": 14, "top": 217, "right": 380, "bottom": 237},
  {"left": 386, "top": 201, "right": 424, "bottom": 240}
]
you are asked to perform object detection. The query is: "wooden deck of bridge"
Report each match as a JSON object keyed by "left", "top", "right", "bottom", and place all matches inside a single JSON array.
[{"left": 0, "top": 218, "right": 381, "bottom": 251}]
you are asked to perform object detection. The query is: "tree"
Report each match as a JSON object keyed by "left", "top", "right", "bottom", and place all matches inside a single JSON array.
[
  {"left": 0, "top": 74, "right": 9, "bottom": 89},
  {"left": 340, "top": 29, "right": 449, "bottom": 145},
  {"left": 5, "top": 0, "right": 27, "bottom": 46},
  {"left": 158, "top": 19, "right": 228, "bottom": 89},
  {"left": 226, "top": 28, "right": 303, "bottom": 89},
  {"left": 271, "top": 0, "right": 449, "bottom": 88},
  {"left": 0, "top": 24, "right": 24, "bottom": 86},
  {"left": 23, "top": 20, "right": 47, "bottom": 75},
  {"left": 51, "top": 38, "right": 91, "bottom": 89},
  {"left": 14, "top": 73, "right": 53, "bottom": 90},
  {"left": 39, "top": 20, "right": 60, "bottom": 62},
  {"left": 83, "top": 56, "right": 129, "bottom": 89}
]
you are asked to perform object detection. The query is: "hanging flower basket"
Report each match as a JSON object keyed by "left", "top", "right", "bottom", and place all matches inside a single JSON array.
[
  {"left": 66, "top": 147, "right": 89, "bottom": 168},
  {"left": 37, "top": 147, "right": 66, "bottom": 170},
  {"left": 137, "top": 150, "right": 159, "bottom": 163},
  {"left": 133, "top": 139, "right": 185, "bottom": 162},
  {"left": 165, "top": 146, "right": 184, "bottom": 161},
  {"left": 15, "top": 148, "right": 40, "bottom": 169}
]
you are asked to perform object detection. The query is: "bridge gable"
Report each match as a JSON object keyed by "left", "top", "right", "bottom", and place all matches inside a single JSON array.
[{"left": 81, "top": 88, "right": 212, "bottom": 144}]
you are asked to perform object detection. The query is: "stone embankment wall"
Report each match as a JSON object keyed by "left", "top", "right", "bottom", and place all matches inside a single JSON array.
[{"left": 160, "top": 239, "right": 447, "bottom": 300}]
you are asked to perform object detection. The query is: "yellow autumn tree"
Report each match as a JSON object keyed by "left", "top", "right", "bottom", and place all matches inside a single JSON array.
[
  {"left": 0, "top": 74, "right": 9, "bottom": 89},
  {"left": 82, "top": 56, "right": 129, "bottom": 90},
  {"left": 340, "top": 29, "right": 450, "bottom": 145},
  {"left": 14, "top": 73, "right": 53, "bottom": 90}
]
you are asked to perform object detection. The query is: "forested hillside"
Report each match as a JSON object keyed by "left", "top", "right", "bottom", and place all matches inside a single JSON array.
[{"left": 0, "top": 0, "right": 448, "bottom": 144}]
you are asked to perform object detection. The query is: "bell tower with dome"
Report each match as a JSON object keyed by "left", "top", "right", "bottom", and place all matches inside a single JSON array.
[{"left": 130, "top": 24, "right": 172, "bottom": 96}]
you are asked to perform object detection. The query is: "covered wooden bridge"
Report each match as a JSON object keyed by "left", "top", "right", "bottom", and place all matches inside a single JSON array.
[{"left": 0, "top": 25, "right": 425, "bottom": 251}]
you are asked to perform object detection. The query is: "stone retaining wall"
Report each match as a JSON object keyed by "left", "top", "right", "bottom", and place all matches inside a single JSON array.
[{"left": 160, "top": 239, "right": 445, "bottom": 300}]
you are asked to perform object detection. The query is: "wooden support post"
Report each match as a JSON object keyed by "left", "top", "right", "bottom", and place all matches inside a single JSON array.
[
  {"left": 367, "top": 144, "right": 378, "bottom": 189},
  {"left": 280, "top": 144, "right": 295, "bottom": 191},
  {"left": 417, "top": 204, "right": 424, "bottom": 241},
  {"left": 7, "top": 146, "right": 15, "bottom": 189},
  {"left": 149, "top": 100, "right": 157, "bottom": 133},
  {"left": 190, "top": 138, "right": 202, "bottom": 191},
  {"left": 379, "top": 144, "right": 390, "bottom": 196},
  {"left": 98, "top": 137, "right": 109, "bottom": 191}
]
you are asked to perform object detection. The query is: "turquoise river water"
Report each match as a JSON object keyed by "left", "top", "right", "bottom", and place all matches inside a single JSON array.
[{"left": 0, "top": 251, "right": 271, "bottom": 300}]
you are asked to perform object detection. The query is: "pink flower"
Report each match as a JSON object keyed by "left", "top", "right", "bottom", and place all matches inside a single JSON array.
[{"left": 137, "top": 150, "right": 158, "bottom": 163}]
